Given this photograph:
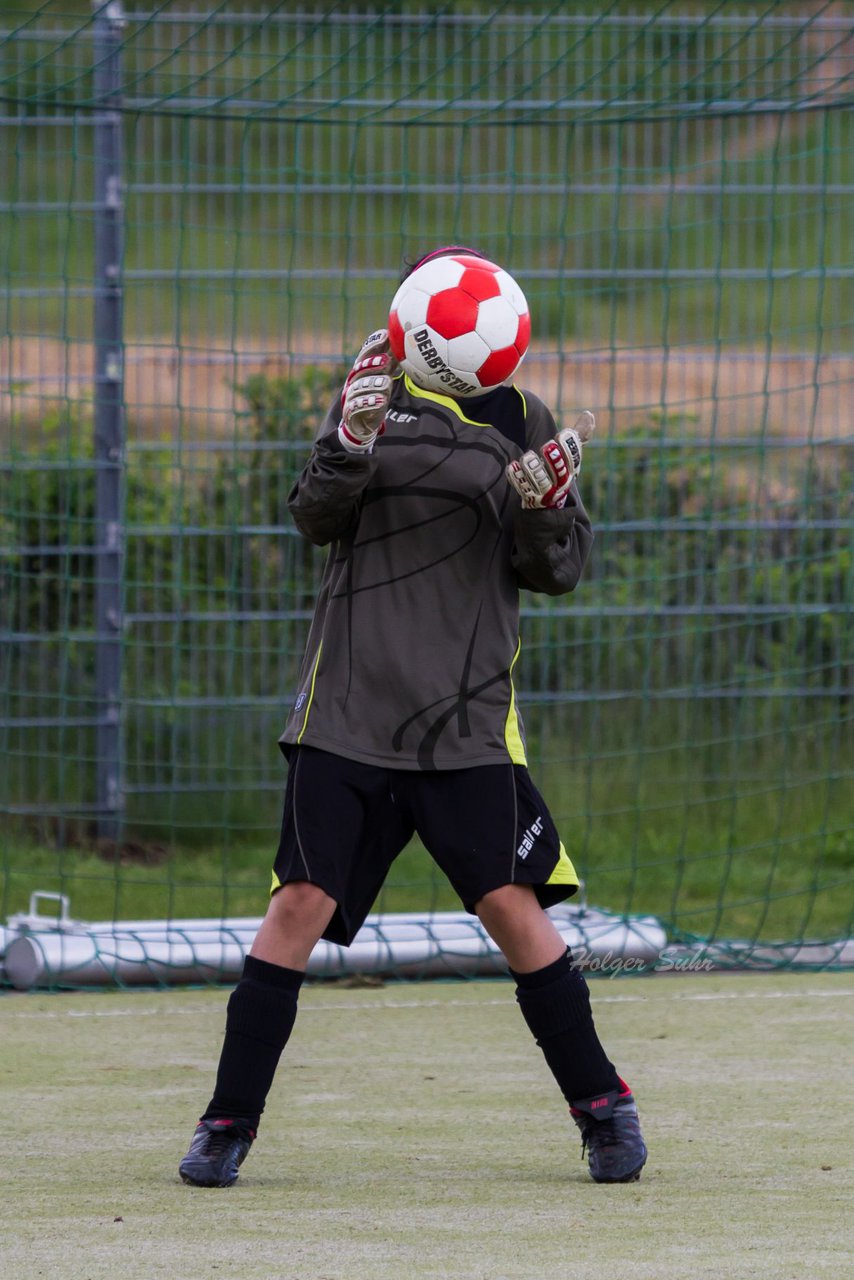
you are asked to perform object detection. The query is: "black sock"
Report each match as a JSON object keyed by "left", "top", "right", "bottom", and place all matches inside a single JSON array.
[
  {"left": 512, "top": 949, "right": 620, "bottom": 1105},
  {"left": 202, "top": 954, "right": 305, "bottom": 1130}
]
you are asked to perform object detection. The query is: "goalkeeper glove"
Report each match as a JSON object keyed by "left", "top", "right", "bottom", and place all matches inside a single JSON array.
[
  {"left": 338, "top": 329, "right": 398, "bottom": 452},
  {"left": 505, "top": 411, "right": 596, "bottom": 509}
]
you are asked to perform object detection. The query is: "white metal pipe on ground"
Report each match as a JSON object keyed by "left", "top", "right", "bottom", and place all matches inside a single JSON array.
[{"left": 2, "top": 906, "right": 667, "bottom": 989}]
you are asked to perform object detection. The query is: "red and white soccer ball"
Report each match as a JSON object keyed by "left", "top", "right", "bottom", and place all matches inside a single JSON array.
[{"left": 388, "top": 254, "right": 530, "bottom": 398}]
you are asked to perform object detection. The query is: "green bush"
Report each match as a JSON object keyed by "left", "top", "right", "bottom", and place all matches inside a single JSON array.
[{"left": 518, "top": 419, "right": 853, "bottom": 697}]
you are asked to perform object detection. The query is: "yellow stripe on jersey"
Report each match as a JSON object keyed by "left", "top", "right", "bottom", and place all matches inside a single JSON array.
[
  {"left": 403, "top": 374, "right": 493, "bottom": 426},
  {"left": 296, "top": 641, "right": 323, "bottom": 744},
  {"left": 546, "top": 840, "right": 581, "bottom": 890},
  {"left": 504, "top": 639, "right": 528, "bottom": 766},
  {"left": 402, "top": 374, "right": 528, "bottom": 428},
  {"left": 403, "top": 374, "right": 528, "bottom": 430}
]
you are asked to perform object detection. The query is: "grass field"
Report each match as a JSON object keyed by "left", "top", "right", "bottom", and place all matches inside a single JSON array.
[{"left": 2, "top": 971, "right": 852, "bottom": 1280}]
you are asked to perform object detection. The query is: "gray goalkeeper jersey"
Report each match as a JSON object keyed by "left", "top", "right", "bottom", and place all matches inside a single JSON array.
[{"left": 279, "top": 373, "right": 593, "bottom": 770}]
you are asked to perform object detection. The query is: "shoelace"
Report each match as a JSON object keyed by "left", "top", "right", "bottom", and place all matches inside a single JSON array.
[
  {"left": 202, "top": 1126, "right": 245, "bottom": 1157},
  {"left": 577, "top": 1115, "right": 620, "bottom": 1161}
]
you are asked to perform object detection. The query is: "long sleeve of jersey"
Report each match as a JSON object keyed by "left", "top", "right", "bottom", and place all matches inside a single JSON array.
[
  {"left": 288, "top": 417, "right": 378, "bottom": 547},
  {"left": 510, "top": 485, "right": 594, "bottom": 596}
]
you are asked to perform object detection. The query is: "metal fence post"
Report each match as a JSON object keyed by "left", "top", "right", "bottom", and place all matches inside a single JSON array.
[{"left": 92, "top": 0, "right": 125, "bottom": 843}]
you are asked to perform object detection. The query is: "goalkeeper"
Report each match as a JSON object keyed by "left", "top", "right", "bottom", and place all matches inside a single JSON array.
[{"left": 179, "top": 246, "right": 648, "bottom": 1189}]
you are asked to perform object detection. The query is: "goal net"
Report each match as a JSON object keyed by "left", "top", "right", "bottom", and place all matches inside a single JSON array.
[{"left": 1, "top": 3, "right": 851, "bottom": 984}]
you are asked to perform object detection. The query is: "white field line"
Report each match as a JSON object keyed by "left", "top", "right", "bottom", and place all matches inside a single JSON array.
[{"left": 1, "top": 986, "right": 852, "bottom": 1019}]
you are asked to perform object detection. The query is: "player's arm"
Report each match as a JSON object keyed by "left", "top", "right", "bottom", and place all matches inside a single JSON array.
[
  {"left": 288, "top": 330, "right": 398, "bottom": 546},
  {"left": 510, "top": 483, "right": 594, "bottom": 595},
  {"left": 507, "top": 405, "right": 595, "bottom": 595}
]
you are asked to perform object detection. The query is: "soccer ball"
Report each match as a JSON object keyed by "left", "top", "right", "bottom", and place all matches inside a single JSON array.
[{"left": 388, "top": 254, "right": 530, "bottom": 398}]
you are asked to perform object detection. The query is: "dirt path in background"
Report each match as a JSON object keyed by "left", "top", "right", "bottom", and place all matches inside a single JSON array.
[{"left": 2, "top": 335, "right": 852, "bottom": 443}]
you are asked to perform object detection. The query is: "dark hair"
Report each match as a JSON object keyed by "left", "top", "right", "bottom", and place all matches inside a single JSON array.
[{"left": 400, "top": 244, "right": 489, "bottom": 282}]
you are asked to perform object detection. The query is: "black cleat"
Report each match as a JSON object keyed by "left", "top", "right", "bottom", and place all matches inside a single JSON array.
[
  {"left": 570, "top": 1080, "right": 647, "bottom": 1183},
  {"left": 179, "top": 1118, "right": 256, "bottom": 1187}
]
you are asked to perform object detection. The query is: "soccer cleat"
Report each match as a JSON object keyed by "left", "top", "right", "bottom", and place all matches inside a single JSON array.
[
  {"left": 179, "top": 1118, "right": 256, "bottom": 1188},
  {"left": 570, "top": 1080, "right": 647, "bottom": 1183}
]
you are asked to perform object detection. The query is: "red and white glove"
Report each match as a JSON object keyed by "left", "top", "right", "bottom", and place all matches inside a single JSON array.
[
  {"left": 505, "top": 411, "right": 596, "bottom": 509},
  {"left": 338, "top": 329, "right": 398, "bottom": 453}
]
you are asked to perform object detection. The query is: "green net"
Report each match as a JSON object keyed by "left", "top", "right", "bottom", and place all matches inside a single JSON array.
[{"left": 1, "top": 2, "right": 852, "bottom": 984}]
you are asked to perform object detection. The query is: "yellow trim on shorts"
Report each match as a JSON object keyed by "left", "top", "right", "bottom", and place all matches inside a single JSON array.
[
  {"left": 546, "top": 840, "right": 580, "bottom": 890},
  {"left": 296, "top": 641, "right": 323, "bottom": 744},
  {"left": 504, "top": 639, "right": 528, "bottom": 766}
]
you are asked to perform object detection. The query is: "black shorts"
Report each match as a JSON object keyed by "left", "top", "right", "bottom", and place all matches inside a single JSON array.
[{"left": 271, "top": 745, "right": 579, "bottom": 946}]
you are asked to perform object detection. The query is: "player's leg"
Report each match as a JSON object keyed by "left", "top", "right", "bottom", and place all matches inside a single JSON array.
[
  {"left": 473, "top": 877, "right": 565, "bottom": 972},
  {"left": 251, "top": 876, "right": 338, "bottom": 969},
  {"left": 178, "top": 880, "right": 333, "bottom": 1188},
  {"left": 410, "top": 763, "right": 647, "bottom": 1183},
  {"left": 475, "top": 881, "right": 646, "bottom": 1183},
  {"left": 476, "top": 881, "right": 622, "bottom": 1109},
  {"left": 179, "top": 746, "right": 412, "bottom": 1187},
  {"left": 474, "top": 884, "right": 624, "bottom": 1106}
]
